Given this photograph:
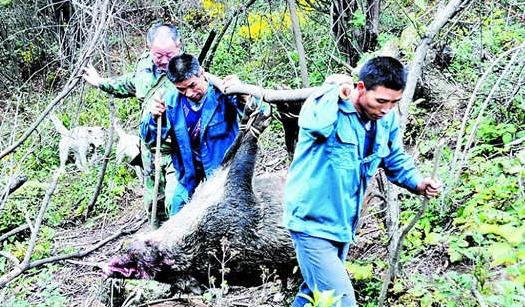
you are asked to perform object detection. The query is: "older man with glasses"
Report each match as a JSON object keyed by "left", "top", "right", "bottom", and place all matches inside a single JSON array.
[{"left": 82, "top": 23, "right": 183, "bottom": 224}]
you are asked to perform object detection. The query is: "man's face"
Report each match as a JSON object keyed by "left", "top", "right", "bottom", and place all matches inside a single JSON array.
[
  {"left": 355, "top": 83, "right": 403, "bottom": 120},
  {"left": 175, "top": 73, "right": 208, "bottom": 102},
  {"left": 150, "top": 36, "right": 181, "bottom": 71}
]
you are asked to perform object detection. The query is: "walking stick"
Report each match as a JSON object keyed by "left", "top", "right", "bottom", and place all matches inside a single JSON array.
[{"left": 151, "top": 89, "right": 165, "bottom": 228}]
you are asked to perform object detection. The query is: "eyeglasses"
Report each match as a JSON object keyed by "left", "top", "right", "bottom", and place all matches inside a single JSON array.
[{"left": 152, "top": 52, "right": 177, "bottom": 61}]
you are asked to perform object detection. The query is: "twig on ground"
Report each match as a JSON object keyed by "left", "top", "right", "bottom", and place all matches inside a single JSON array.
[
  {"left": 0, "top": 171, "right": 61, "bottom": 288},
  {"left": 471, "top": 277, "right": 488, "bottom": 307},
  {"left": 0, "top": 224, "right": 29, "bottom": 242},
  {"left": 0, "top": 251, "right": 20, "bottom": 266},
  {"left": 0, "top": 217, "right": 146, "bottom": 288}
]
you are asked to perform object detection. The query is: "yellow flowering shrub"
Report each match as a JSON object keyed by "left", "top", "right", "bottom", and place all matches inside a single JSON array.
[
  {"left": 183, "top": 0, "right": 226, "bottom": 28},
  {"left": 203, "top": 0, "right": 225, "bottom": 20},
  {"left": 238, "top": 9, "right": 309, "bottom": 41}
]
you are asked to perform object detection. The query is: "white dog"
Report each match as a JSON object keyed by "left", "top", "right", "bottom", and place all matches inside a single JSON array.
[
  {"left": 114, "top": 120, "right": 142, "bottom": 179},
  {"left": 50, "top": 114, "right": 105, "bottom": 172}
]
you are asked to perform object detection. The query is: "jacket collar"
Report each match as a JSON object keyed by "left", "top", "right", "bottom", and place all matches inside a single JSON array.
[
  {"left": 338, "top": 98, "right": 358, "bottom": 114},
  {"left": 199, "top": 84, "right": 219, "bottom": 134}
]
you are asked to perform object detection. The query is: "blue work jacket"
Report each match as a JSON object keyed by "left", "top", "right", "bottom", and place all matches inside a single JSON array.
[
  {"left": 140, "top": 84, "right": 243, "bottom": 213},
  {"left": 283, "top": 84, "right": 422, "bottom": 243}
]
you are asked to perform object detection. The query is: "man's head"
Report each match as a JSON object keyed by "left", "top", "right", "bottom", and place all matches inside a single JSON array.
[
  {"left": 354, "top": 56, "right": 407, "bottom": 120},
  {"left": 167, "top": 54, "right": 208, "bottom": 102},
  {"left": 147, "top": 23, "right": 183, "bottom": 71}
]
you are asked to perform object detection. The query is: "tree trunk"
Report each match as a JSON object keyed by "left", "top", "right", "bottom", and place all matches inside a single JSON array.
[
  {"left": 399, "top": 0, "right": 470, "bottom": 135},
  {"left": 287, "top": 0, "right": 310, "bottom": 86},
  {"left": 362, "top": 0, "right": 380, "bottom": 52},
  {"left": 331, "top": 0, "right": 357, "bottom": 64}
]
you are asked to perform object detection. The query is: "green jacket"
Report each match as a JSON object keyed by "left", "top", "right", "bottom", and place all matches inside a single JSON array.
[{"left": 99, "top": 52, "right": 176, "bottom": 113}]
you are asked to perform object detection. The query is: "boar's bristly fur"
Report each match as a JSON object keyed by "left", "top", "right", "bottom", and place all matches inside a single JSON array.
[{"left": 105, "top": 108, "right": 296, "bottom": 288}]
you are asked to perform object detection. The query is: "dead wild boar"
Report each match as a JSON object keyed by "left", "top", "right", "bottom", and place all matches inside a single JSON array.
[{"left": 104, "top": 107, "right": 296, "bottom": 288}]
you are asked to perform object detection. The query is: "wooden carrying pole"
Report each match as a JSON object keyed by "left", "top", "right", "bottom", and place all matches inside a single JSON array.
[{"left": 204, "top": 72, "right": 316, "bottom": 102}]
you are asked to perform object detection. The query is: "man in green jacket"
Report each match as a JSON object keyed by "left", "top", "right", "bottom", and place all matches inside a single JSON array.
[{"left": 82, "top": 23, "right": 183, "bottom": 222}]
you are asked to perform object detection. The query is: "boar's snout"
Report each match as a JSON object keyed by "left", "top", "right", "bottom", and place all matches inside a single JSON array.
[{"left": 104, "top": 239, "right": 164, "bottom": 279}]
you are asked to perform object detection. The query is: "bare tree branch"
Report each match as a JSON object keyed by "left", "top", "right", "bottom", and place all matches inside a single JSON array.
[
  {"left": 203, "top": 0, "right": 257, "bottom": 69},
  {"left": 378, "top": 142, "right": 443, "bottom": 306},
  {"left": 0, "top": 251, "right": 20, "bottom": 266},
  {"left": 205, "top": 72, "right": 317, "bottom": 102},
  {"left": 450, "top": 42, "right": 525, "bottom": 181},
  {"left": 85, "top": 32, "right": 117, "bottom": 218},
  {"left": 287, "top": 0, "right": 309, "bottom": 86},
  {"left": 399, "top": 0, "right": 471, "bottom": 135},
  {"left": 0, "top": 224, "right": 29, "bottom": 243},
  {"left": 0, "top": 217, "right": 146, "bottom": 288}
]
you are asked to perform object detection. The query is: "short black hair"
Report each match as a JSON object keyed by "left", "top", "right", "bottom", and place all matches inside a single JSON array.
[
  {"left": 146, "top": 23, "right": 182, "bottom": 47},
  {"left": 167, "top": 53, "right": 201, "bottom": 83},
  {"left": 359, "top": 56, "right": 407, "bottom": 91}
]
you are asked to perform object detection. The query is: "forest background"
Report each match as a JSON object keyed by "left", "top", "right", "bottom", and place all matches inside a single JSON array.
[{"left": 0, "top": 0, "right": 524, "bottom": 306}]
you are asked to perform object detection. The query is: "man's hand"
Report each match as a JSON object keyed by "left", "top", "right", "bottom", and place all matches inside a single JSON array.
[
  {"left": 416, "top": 178, "right": 442, "bottom": 197},
  {"left": 224, "top": 74, "right": 250, "bottom": 103},
  {"left": 151, "top": 95, "right": 166, "bottom": 119},
  {"left": 325, "top": 74, "right": 353, "bottom": 101},
  {"left": 82, "top": 63, "right": 103, "bottom": 87}
]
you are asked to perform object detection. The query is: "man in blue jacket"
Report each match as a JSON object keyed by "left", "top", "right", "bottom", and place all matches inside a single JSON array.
[
  {"left": 283, "top": 56, "right": 441, "bottom": 306},
  {"left": 140, "top": 53, "right": 249, "bottom": 216}
]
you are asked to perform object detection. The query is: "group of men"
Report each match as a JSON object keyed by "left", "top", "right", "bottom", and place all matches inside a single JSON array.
[{"left": 84, "top": 22, "right": 440, "bottom": 307}]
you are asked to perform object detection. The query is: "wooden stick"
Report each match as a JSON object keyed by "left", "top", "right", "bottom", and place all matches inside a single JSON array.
[
  {"left": 378, "top": 142, "right": 443, "bottom": 307},
  {"left": 204, "top": 72, "right": 317, "bottom": 102},
  {"left": 151, "top": 89, "right": 166, "bottom": 228}
]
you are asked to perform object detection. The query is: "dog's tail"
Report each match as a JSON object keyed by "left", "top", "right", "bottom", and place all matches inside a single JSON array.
[{"left": 49, "top": 114, "right": 69, "bottom": 135}]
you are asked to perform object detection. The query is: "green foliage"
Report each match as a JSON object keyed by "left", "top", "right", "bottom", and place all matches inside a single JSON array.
[
  {"left": 397, "top": 272, "right": 477, "bottom": 307},
  {"left": 448, "top": 3, "right": 525, "bottom": 83},
  {"left": 472, "top": 118, "right": 519, "bottom": 146},
  {"left": 0, "top": 0, "right": 12, "bottom": 7},
  {"left": 205, "top": 4, "right": 333, "bottom": 87},
  {"left": 0, "top": 0, "right": 59, "bottom": 89},
  {"left": 345, "top": 261, "right": 373, "bottom": 281},
  {"left": 0, "top": 265, "right": 67, "bottom": 306},
  {"left": 0, "top": 0, "right": 523, "bottom": 305},
  {"left": 299, "top": 286, "right": 342, "bottom": 307},
  {"left": 351, "top": 8, "right": 365, "bottom": 28},
  {"left": 443, "top": 151, "right": 525, "bottom": 303}
]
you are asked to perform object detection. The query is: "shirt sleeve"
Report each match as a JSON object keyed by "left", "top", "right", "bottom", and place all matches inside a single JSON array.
[
  {"left": 298, "top": 84, "right": 340, "bottom": 139},
  {"left": 98, "top": 72, "right": 137, "bottom": 98},
  {"left": 381, "top": 114, "right": 423, "bottom": 192}
]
